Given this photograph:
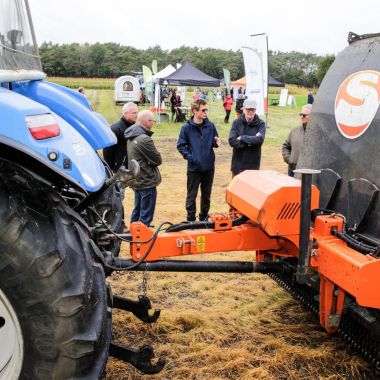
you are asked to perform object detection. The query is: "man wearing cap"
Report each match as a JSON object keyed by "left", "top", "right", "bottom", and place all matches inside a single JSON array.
[
  {"left": 228, "top": 99, "right": 266, "bottom": 176},
  {"left": 282, "top": 104, "right": 312, "bottom": 177}
]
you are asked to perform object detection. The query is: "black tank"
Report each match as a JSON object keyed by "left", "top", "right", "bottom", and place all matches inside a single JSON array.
[{"left": 298, "top": 32, "right": 380, "bottom": 241}]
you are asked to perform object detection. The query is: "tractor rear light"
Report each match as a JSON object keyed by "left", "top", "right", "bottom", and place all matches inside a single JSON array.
[{"left": 26, "top": 114, "right": 61, "bottom": 140}]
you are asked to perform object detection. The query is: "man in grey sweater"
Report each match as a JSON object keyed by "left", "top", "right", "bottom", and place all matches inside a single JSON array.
[
  {"left": 282, "top": 104, "right": 312, "bottom": 177},
  {"left": 125, "top": 110, "right": 162, "bottom": 226}
]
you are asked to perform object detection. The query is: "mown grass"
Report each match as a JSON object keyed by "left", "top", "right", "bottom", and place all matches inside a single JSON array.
[{"left": 86, "top": 89, "right": 305, "bottom": 145}]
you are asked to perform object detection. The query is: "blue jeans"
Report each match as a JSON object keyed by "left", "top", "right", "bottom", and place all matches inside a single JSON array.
[{"left": 130, "top": 187, "right": 157, "bottom": 227}]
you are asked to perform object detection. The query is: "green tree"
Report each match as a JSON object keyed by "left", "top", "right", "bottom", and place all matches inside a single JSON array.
[
  {"left": 38, "top": 42, "right": 328, "bottom": 88},
  {"left": 316, "top": 55, "right": 335, "bottom": 85}
]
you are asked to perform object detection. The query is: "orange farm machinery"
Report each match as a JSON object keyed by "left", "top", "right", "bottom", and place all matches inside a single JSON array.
[{"left": 105, "top": 33, "right": 380, "bottom": 375}]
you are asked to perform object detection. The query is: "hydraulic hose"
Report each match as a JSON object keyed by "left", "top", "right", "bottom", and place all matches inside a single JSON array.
[
  {"left": 331, "top": 229, "right": 377, "bottom": 255},
  {"left": 165, "top": 215, "right": 248, "bottom": 233}
]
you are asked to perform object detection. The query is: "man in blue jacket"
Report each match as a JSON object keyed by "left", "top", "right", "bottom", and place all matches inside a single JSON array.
[
  {"left": 228, "top": 99, "right": 266, "bottom": 176},
  {"left": 177, "top": 99, "right": 222, "bottom": 221}
]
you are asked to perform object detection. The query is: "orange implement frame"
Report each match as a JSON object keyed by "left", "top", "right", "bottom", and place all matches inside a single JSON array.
[
  {"left": 311, "top": 215, "right": 380, "bottom": 309},
  {"left": 129, "top": 171, "right": 317, "bottom": 262},
  {"left": 226, "top": 171, "right": 319, "bottom": 247},
  {"left": 126, "top": 170, "right": 380, "bottom": 334},
  {"left": 130, "top": 221, "right": 282, "bottom": 261},
  {"left": 319, "top": 276, "right": 345, "bottom": 333}
]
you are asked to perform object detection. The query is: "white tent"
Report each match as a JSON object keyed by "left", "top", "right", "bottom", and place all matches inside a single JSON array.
[
  {"left": 145, "top": 65, "right": 176, "bottom": 108},
  {"left": 147, "top": 64, "right": 176, "bottom": 84}
]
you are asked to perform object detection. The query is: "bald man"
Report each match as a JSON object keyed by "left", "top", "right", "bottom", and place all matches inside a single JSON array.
[
  {"left": 103, "top": 102, "right": 138, "bottom": 172},
  {"left": 124, "top": 110, "right": 162, "bottom": 226}
]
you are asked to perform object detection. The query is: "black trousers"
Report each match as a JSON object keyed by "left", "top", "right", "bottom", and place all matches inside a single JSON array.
[
  {"left": 224, "top": 109, "right": 231, "bottom": 123},
  {"left": 186, "top": 169, "right": 215, "bottom": 221}
]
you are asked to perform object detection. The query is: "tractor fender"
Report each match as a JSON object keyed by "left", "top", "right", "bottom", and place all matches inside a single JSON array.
[
  {"left": 12, "top": 80, "right": 117, "bottom": 150},
  {"left": 0, "top": 87, "right": 106, "bottom": 192},
  {"left": 0, "top": 134, "right": 87, "bottom": 192}
]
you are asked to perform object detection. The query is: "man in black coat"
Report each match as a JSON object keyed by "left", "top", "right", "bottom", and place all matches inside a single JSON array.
[
  {"left": 103, "top": 102, "right": 138, "bottom": 172},
  {"left": 228, "top": 99, "right": 266, "bottom": 176},
  {"left": 307, "top": 91, "right": 314, "bottom": 105}
]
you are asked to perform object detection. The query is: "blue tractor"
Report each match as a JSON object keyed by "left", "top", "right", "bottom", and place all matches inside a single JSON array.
[{"left": 0, "top": 1, "right": 165, "bottom": 379}]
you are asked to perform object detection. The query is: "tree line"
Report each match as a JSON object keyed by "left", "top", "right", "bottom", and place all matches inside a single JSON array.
[{"left": 39, "top": 42, "right": 335, "bottom": 87}]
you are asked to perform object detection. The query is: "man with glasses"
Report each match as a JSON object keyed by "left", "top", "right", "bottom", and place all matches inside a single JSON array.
[
  {"left": 103, "top": 102, "right": 138, "bottom": 172},
  {"left": 282, "top": 104, "right": 312, "bottom": 177},
  {"left": 177, "top": 99, "right": 222, "bottom": 221},
  {"left": 228, "top": 99, "right": 266, "bottom": 177},
  {"left": 125, "top": 110, "right": 162, "bottom": 227}
]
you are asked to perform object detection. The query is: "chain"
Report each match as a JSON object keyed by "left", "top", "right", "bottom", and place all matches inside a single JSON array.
[
  {"left": 141, "top": 266, "right": 154, "bottom": 337},
  {"left": 141, "top": 265, "right": 149, "bottom": 296}
]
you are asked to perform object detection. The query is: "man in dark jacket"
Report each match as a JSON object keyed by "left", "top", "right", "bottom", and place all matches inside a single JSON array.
[
  {"left": 235, "top": 92, "right": 245, "bottom": 118},
  {"left": 103, "top": 102, "right": 138, "bottom": 172},
  {"left": 307, "top": 91, "right": 314, "bottom": 105},
  {"left": 228, "top": 99, "right": 266, "bottom": 176},
  {"left": 125, "top": 110, "right": 162, "bottom": 227},
  {"left": 177, "top": 99, "right": 222, "bottom": 221}
]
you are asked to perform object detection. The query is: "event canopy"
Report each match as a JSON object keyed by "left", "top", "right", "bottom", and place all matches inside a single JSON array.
[
  {"left": 159, "top": 62, "right": 220, "bottom": 87},
  {"left": 148, "top": 64, "right": 176, "bottom": 83},
  {"left": 231, "top": 75, "right": 285, "bottom": 88}
]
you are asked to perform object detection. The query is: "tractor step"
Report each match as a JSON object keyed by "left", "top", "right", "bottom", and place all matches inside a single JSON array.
[{"left": 109, "top": 341, "right": 165, "bottom": 374}]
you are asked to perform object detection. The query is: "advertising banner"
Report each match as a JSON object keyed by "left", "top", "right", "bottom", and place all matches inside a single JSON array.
[
  {"left": 223, "top": 68, "right": 231, "bottom": 88},
  {"left": 142, "top": 65, "right": 153, "bottom": 102},
  {"left": 242, "top": 33, "right": 268, "bottom": 115},
  {"left": 279, "top": 88, "right": 288, "bottom": 107},
  {"left": 152, "top": 60, "right": 158, "bottom": 74}
]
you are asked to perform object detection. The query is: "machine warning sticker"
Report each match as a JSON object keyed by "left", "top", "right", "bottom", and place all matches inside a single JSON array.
[
  {"left": 335, "top": 70, "right": 380, "bottom": 139},
  {"left": 197, "top": 236, "right": 206, "bottom": 251}
]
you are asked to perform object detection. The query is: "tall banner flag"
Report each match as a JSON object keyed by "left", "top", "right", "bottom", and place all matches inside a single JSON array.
[
  {"left": 223, "top": 68, "right": 231, "bottom": 88},
  {"left": 242, "top": 33, "right": 268, "bottom": 116},
  {"left": 142, "top": 65, "right": 153, "bottom": 103},
  {"left": 152, "top": 60, "right": 158, "bottom": 74}
]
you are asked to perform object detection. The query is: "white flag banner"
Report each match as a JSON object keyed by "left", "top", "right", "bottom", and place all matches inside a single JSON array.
[
  {"left": 242, "top": 34, "right": 268, "bottom": 116},
  {"left": 279, "top": 88, "right": 288, "bottom": 107}
]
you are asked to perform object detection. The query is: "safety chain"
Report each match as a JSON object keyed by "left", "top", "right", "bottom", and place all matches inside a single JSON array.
[{"left": 141, "top": 265, "right": 149, "bottom": 297}]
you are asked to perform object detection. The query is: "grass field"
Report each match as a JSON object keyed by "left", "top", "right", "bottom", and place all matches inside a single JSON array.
[{"left": 84, "top": 89, "right": 370, "bottom": 379}]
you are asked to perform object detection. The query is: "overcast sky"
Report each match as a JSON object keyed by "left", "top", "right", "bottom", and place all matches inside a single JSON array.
[{"left": 28, "top": 0, "right": 379, "bottom": 56}]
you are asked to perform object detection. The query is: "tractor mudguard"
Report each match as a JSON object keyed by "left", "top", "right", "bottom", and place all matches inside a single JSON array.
[
  {"left": 12, "top": 79, "right": 117, "bottom": 151},
  {"left": 0, "top": 87, "right": 106, "bottom": 192}
]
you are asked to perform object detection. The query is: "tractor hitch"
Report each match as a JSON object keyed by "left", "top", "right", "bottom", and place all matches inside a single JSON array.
[
  {"left": 113, "top": 295, "right": 160, "bottom": 323},
  {"left": 109, "top": 342, "right": 166, "bottom": 374}
]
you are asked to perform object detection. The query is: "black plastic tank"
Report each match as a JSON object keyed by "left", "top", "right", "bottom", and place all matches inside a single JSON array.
[{"left": 298, "top": 32, "right": 380, "bottom": 241}]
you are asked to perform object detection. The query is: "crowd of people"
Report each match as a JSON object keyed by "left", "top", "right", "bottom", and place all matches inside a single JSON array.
[{"left": 103, "top": 91, "right": 313, "bottom": 227}]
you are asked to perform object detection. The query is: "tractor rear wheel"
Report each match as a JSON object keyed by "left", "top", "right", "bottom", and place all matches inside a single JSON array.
[
  {"left": 89, "top": 166, "right": 124, "bottom": 257},
  {"left": 0, "top": 171, "right": 111, "bottom": 379}
]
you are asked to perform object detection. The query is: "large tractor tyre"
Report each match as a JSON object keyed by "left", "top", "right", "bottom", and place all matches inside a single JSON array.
[
  {"left": 90, "top": 166, "right": 124, "bottom": 257},
  {"left": 0, "top": 174, "right": 112, "bottom": 379}
]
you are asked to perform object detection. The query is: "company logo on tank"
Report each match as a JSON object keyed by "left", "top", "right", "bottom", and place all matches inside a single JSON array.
[{"left": 335, "top": 70, "right": 380, "bottom": 139}]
